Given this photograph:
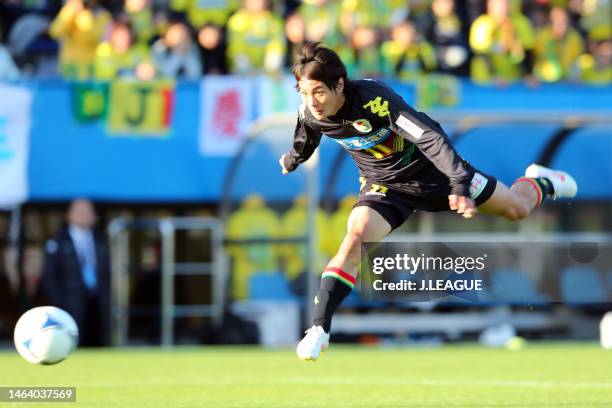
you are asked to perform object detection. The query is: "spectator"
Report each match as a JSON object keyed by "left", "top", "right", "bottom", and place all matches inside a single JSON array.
[
  {"left": 297, "top": 0, "right": 341, "bottom": 49},
  {"left": 425, "top": 0, "right": 470, "bottom": 76},
  {"left": 381, "top": 20, "right": 437, "bottom": 82},
  {"left": 124, "top": 0, "right": 156, "bottom": 46},
  {"left": 49, "top": 0, "right": 111, "bottom": 79},
  {"left": 284, "top": 12, "right": 305, "bottom": 68},
  {"left": 348, "top": 25, "right": 384, "bottom": 78},
  {"left": 527, "top": 2, "right": 550, "bottom": 32},
  {"left": 0, "top": 30, "right": 20, "bottom": 80},
  {"left": 41, "top": 199, "right": 111, "bottom": 347},
  {"left": 533, "top": 6, "right": 584, "bottom": 83},
  {"left": 469, "top": 0, "right": 534, "bottom": 83},
  {"left": 94, "top": 18, "right": 154, "bottom": 80},
  {"left": 339, "top": 0, "right": 408, "bottom": 37},
  {"left": 406, "top": 0, "right": 434, "bottom": 35},
  {"left": 580, "top": 0, "right": 611, "bottom": 42},
  {"left": 226, "top": 194, "right": 282, "bottom": 300},
  {"left": 197, "top": 23, "right": 228, "bottom": 74},
  {"left": 170, "top": 0, "right": 239, "bottom": 29},
  {"left": 152, "top": 21, "right": 202, "bottom": 79},
  {"left": 226, "top": 0, "right": 285, "bottom": 75},
  {"left": 577, "top": 38, "right": 612, "bottom": 84}
]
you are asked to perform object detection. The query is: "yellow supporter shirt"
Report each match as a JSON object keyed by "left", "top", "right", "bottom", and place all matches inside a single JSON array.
[
  {"left": 280, "top": 199, "right": 332, "bottom": 282},
  {"left": 577, "top": 53, "right": 612, "bottom": 85},
  {"left": 94, "top": 42, "right": 151, "bottom": 80},
  {"left": 127, "top": 8, "right": 156, "bottom": 45},
  {"left": 170, "top": 0, "right": 238, "bottom": 27},
  {"left": 381, "top": 40, "right": 437, "bottom": 82},
  {"left": 469, "top": 14, "right": 534, "bottom": 82},
  {"left": 227, "top": 8, "right": 285, "bottom": 74},
  {"left": 49, "top": 4, "right": 111, "bottom": 79},
  {"left": 533, "top": 27, "right": 584, "bottom": 82},
  {"left": 226, "top": 197, "right": 282, "bottom": 300},
  {"left": 340, "top": 0, "right": 408, "bottom": 29},
  {"left": 297, "top": 1, "right": 341, "bottom": 47}
]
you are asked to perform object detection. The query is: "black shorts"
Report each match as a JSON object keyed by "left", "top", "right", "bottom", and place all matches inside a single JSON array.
[{"left": 354, "top": 165, "right": 497, "bottom": 230}]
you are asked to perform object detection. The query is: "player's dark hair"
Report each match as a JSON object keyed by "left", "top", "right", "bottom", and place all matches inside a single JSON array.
[{"left": 292, "top": 41, "right": 348, "bottom": 93}]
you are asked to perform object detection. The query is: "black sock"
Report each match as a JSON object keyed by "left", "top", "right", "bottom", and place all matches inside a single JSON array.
[
  {"left": 312, "top": 267, "right": 355, "bottom": 333},
  {"left": 535, "top": 177, "right": 555, "bottom": 197}
]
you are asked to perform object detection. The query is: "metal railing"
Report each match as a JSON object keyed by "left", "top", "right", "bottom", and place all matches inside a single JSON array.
[{"left": 108, "top": 217, "right": 227, "bottom": 347}]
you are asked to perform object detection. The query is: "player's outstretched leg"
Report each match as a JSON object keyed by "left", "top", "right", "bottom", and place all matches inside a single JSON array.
[
  {"left": 296, "top": 206, "right": 392, "bottom": 361},
  {"left": 478, "top": 164, "right": 577, "bottom": 220}
]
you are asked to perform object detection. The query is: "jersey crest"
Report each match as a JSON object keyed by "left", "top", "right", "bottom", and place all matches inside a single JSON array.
[{"left": 351, "top": 119, "right": 372, "bottom": 133}]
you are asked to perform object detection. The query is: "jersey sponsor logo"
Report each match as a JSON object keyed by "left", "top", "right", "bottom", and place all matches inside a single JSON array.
[
  {"left": 363, "top": 97, "right": 390, "bottom": 117},
  {"left": 395, "top": 114, "right": 425, "bottom": 139},
  {"left": 333, "top": 127, "right": 392, "bottom": 150},
  {"left": 351, "top": 119, "right": 372, "bottom": 133},
  {"left": 470, "top": 172, "right": 488, "bottom": 200}
]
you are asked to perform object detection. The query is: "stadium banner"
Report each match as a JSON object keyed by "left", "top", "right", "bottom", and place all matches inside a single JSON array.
[
  {"left": 0, "top": 84, "right": 33, "bottom": 207},
  {"left": 72, "top": 82, "right": 109, "bottom": 122},
  {"left": 107, "top": 79, "right": 175, "bottom": 136},
  {"left": 359, "top": 241, "right": 611, "bottom": 304},
  {"left": 256, "top": 75, "right": 301, "bottom": 117},
  {"left": 199, "top": 76, "right": 255, "bottom": 156}
]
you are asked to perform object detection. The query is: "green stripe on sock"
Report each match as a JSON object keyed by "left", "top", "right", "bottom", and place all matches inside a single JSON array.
[{"left": 322, "top": 271, "right": 355, "bottom": 289}]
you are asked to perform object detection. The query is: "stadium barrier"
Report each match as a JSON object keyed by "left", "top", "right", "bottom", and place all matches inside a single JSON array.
[{"left": 108, "top": 217, "right": 226, "bottom": 347}]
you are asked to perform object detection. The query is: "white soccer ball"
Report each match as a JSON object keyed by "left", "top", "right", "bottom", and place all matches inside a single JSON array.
[{"left": 14, "top": 306, "right": 79, "bottom": 365}]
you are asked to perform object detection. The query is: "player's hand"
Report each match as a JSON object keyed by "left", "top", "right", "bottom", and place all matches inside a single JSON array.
[
  {"left": 279, "top": 154, "right": 289, "bottom": 175},
  {"left": 448, "top": 195, "right": 477, "bottom": 219}
]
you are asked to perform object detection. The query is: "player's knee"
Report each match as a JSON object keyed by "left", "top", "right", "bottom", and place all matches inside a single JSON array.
[
  {"left": 504, "top": 202, "right": 530, "bottom": 221},
  {"left": 335, "top": 231, "right": 364, "bottom": 264}
]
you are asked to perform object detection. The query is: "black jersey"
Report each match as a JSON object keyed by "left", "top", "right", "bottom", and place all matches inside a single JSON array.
[{"left": 282, "top": 79, "right": 472, "bottom": 197}]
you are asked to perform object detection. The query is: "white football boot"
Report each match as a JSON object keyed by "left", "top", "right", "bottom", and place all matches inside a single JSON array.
[
  {"left": 296, "top": 325, "right": 330, "bottom": 361},
  {"left": 525, "top": 164, "right": 577, "bottom": 199}
]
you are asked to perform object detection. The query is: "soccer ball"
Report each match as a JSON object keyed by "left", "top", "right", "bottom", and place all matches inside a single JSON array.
[{"left": 14, "top": 306, "right": 79, "bottom": 365}]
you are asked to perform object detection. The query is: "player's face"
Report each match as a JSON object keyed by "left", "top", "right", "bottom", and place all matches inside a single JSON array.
[{"left": 298, "top": 78, "right": 344, "bottom": 120}]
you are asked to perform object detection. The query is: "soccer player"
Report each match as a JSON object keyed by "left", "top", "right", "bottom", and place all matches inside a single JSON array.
[{"left": 279, "top": 42, "right": 577, "bottom": 361}]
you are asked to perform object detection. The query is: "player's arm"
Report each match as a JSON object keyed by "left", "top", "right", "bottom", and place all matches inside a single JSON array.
[{"left": 280, "top": 110, "right": 323, "bottom": 174}]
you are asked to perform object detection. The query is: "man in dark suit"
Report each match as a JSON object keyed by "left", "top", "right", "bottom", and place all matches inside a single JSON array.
[{"left": 42, "top": 199, "right": 111, "bottom": 347}]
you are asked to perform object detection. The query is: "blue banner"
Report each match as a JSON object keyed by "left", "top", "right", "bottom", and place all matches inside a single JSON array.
[{"left": 6, "top": 78, "right": 611, "bottom": 202}]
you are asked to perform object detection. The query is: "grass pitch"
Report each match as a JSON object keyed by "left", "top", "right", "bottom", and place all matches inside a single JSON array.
[{"left": 1, "top": 343, "right": 611, "bottom": 407}]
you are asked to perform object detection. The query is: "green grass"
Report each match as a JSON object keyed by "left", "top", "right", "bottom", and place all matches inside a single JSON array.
[{"left": 1, "top": 343, "right": 611, "bottom": 407}]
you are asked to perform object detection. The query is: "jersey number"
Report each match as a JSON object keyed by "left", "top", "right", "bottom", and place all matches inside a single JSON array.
[{"left": 359, "top": 177, "right": 388, "bottom": 194}]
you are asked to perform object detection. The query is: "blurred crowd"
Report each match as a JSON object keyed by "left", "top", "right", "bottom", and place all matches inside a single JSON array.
[{"left": 0, "top": 0, "right": 610, "bottom": 84}]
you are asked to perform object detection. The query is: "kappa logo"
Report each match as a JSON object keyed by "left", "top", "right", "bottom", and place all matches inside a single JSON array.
[
  {"left": 363, "top": 97, "right": 390, "bottom": 117},
  {"left": 351, "top": 119, "right": 372, "bottom": 133}
]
